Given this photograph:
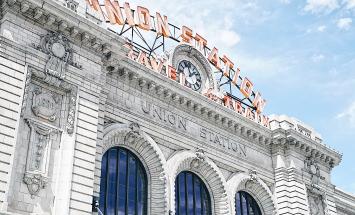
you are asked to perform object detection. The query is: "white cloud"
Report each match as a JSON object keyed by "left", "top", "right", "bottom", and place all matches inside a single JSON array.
[
  {"left": 218, "top": 30, "right": 241, "bottom": 48},
  {"left": 317, "top": 25, "right": 327, "bottom": 32},
  {"left": 312, "top": 54, "right": 325, "bottom": 62},
  {"left": 304, "top": 0, "right": 339, "bottom": 13},
  {"left": 280, "top": 0, "right": 291, "bottom": 4},
  {"left": 337, "top": 18, "right": 352, "bottom": 30},
  {"left": 346, "top": 0, "right": 355, "bottom": 9},
  {"left": 337, "top": 101, "right": 355, "bottom": 127}
]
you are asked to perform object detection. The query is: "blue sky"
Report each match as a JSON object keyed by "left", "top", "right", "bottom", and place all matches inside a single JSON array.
[{"left": 126, "top": 0, "right": 355, "bottom": 194}]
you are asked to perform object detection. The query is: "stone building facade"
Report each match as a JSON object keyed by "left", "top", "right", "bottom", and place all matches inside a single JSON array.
[{"left": 0, "top": 0, "right": 354, "bottom": 214}]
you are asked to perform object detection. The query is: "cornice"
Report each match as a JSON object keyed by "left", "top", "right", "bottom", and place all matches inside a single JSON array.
[
  {"left": 272, "top": 128, "right": 342, "bottom": 169},
  {"left": 4, "top": 0, "right": 126, "bottom": 58},
  {"left": 106, "top": 57, "right": 273, "bottom": 149}
]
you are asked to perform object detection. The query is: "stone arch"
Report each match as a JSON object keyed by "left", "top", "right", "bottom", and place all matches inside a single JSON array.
[
  {"left": 166, "top": 150, "right": 230, "bottom": 215},
  {"left": 226, "top": 172, "right": 277, "bottom": 215},
  {"left": 102, "top": 122, "right": 168, "bottom": 215}
]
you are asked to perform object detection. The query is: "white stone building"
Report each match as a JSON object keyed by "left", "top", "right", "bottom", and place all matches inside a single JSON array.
[{"left": 0, "top": 0, "right": 354, "bottom": 214}]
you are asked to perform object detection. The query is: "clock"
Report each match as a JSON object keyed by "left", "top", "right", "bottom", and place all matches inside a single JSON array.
[{"left": 177, "top": 60, "right": 202, "bottom": 91}]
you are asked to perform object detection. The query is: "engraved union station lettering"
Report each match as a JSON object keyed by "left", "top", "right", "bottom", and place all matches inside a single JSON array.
[
  {"left": 200, "top": 127, "right": 247, "bottom": 157},
  {"left": 141, "top": 101, "right": 187, "bottom": 131}
]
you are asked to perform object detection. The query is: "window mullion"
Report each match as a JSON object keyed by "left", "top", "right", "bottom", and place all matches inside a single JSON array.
[
  {"left": 176, "top": 175, "right": 180, "bottom": 215},
  {"left": 115, "top": 149, "right": 119, "bottom": 215},
  {"left": 105, "top": 152, "right": 109, "bottom": 215},
  {"left": 200, "top": 180, "right": 203, "bottom": 215},
  {"left": 135, "top": 160, "right": 138, "bottom": 215},
  {"left": 246, "top": 193, "right": 250, "bottom": 215},
  {"left": 125, "top": 152, "right": 129, "bottom": 215},
  {"left": 185, "top": 173, "right": 188, "bottom": 215},
  {"left": 192, "top": 174, "right": 196, "bottom": 215},
  {"left": 240, "top": 192, "right": 243, "bottom": 215}
]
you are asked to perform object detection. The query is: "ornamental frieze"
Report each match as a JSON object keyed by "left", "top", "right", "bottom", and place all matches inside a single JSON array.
[{"left": 113, "top": 90, "right": 255, "bottom": 159}]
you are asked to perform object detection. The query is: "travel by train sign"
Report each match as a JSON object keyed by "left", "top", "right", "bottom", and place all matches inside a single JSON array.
[{"left": 86, "top": 0, "right": 270, "bottom": 128}]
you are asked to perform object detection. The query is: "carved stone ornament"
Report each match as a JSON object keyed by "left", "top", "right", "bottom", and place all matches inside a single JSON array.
[
  {"left": 248, "top": 169, "right": 258, "bottom": 182},
  {"left": 307, "top": 190, "right": 327, "bottom": 215},
  {"left": 124, "top": 122, "right": 142, "bottom": 144},
  {"left": 32, "top": 87, "right": 59, "bottom": 122},
  {"left": 32, "top": 32, "right": 82, "bottom": 79},
  {"left": 21, "top": 66, "right": 78, "bottom": 134},
  {"left": 305, "top": 157, "right": 321, "bottom": 187},
  {"left": 23, "top": 173, "right": 48, "bottom": 198},
  {"left": 24, "top": 118, "right": 60, "bottom": 197},
  {"left": 190, "top": 148, "right": 206, "bottom": 169}
]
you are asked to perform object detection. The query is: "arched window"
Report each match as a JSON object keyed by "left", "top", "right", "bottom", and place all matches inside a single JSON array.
[
  {"left": 99, "top": 147, "right": 147, "bottom": 215},
  {"left": 235, "top": 191, "right": 262, "bottom": 215},
  {"left": 175, "top": 171, "right": 211, "bottom": 215}
]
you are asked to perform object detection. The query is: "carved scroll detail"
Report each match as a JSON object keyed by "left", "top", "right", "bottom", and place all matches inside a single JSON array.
[{"left": 23, "top": 118, "right": 60, "bottom": 197}]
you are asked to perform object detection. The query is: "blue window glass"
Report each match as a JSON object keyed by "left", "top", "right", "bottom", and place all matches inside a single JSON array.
[
  {"left": 175, "top": 171, "right": 211, "bottom": 215},
  {"left": 235, "top": 191, "right": 262, "bottom": 215},
  {"left": 99, "top": 147, "right": 147, "bottom": 215}
]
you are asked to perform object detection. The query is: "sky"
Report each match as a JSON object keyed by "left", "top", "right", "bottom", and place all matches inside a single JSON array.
[{"left": 122, "top": 0, "right": 355, "bottom": 194}]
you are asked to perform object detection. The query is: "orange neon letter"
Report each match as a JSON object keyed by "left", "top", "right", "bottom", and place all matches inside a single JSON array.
[
  {"left": 234, "top": 101, "right": 244, "bottom": 115},
  {"left": 231, "top": 68, "right": 240, "bottom": 85},
  {"left": 104, "top": 0, "right": 124, "bottom": 25},
  {"left": 240, "top": 77, "right": 253, "bottom": 98},
  {"left": 252, "top": 92, "right": 266, "bottom": 114},
  {"left": 137, "top": 51, "right": 151, "bottom": 68},
  {"left": 150, "top": 57, "right": 165, "bottom": 73},
  {"left": 86, "top": 0, "right": 101, "bottom": 11},
  {"left": 156, "top": 12, "right": 170, "bottom": 37},
  {"left": 137, "top": 6, "right": 151, "bottom": 31},
  {"left": 124, "top": 2, "right": 135, "bottom": 26},
  {"left": 223, "top": 95, "right": 233, "bottom": 109},
  {"left": 222, "top": 55, "right": 234, "bottom": 77},
  {"left": 262, "top": 115, "right": 270, "bottom": 128},
  {"left": 181, "top": 26, "right": 193, "bottom": 43},
  {"left": 208, "top": 47, "right": 221, "bottom": 70},
  {"left": 194, "top": 33, "right": 207, "bottom": 50},
  {"left": 245, "top": 108, "right": 255, "bottom": 121},
  {"left": 168, "top": 65, "right": 177, "bottom": 80}
]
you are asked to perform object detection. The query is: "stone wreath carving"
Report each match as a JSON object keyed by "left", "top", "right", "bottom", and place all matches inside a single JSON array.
[{"left": 190, "top": 148, "right": 206, "bottom": 169}]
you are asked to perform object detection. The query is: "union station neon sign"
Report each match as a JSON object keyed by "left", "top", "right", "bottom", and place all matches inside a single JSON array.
[{"left": 86, "top": 0, "right": 270, "bottom": 128}]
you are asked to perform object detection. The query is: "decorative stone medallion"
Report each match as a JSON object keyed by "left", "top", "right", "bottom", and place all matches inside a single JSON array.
[
  {"left": 33, "top": 32, "right": 82, "bottom": 80},
  {"left": 32, "top": 87, "right": 59, "bottom": 122}
]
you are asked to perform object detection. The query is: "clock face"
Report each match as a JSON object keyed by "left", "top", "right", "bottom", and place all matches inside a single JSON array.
[{"left": 177, "top": 60, "right": 202, "bottom": 91}]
